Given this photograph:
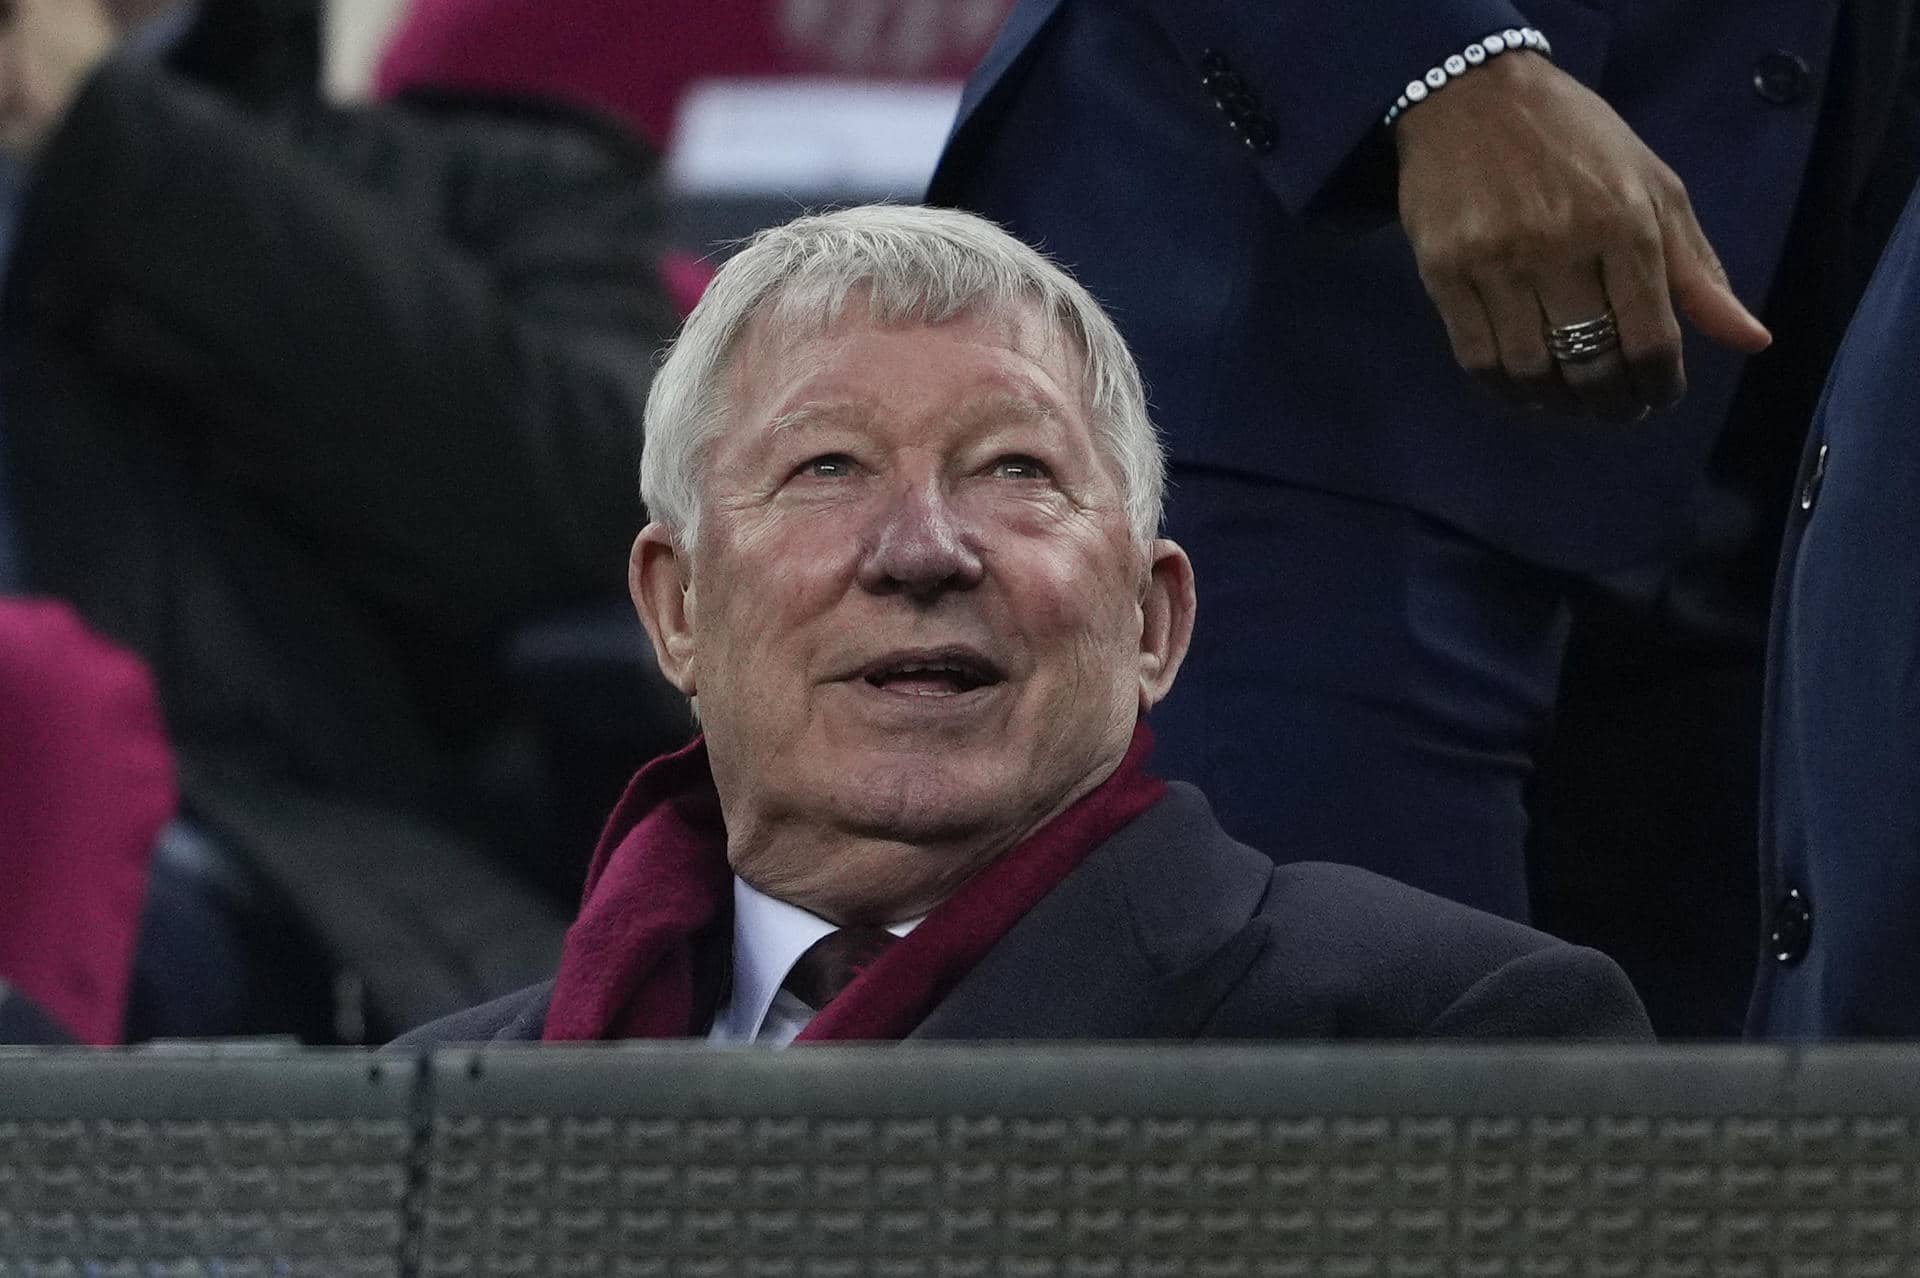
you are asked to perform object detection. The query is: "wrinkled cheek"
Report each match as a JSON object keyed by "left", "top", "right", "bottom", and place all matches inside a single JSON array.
[
  {"left": 1029, "top": 560, "right": 1142, "bottom": 645},
  {"left": 1027, "top": 597, "right": 1140, "bottom": 734},
  {"left": 728, "top": 600, "right": 835, "bottom": 738},
  {"left": 721, "top": 627, "right": 796, "bottom": 717}
]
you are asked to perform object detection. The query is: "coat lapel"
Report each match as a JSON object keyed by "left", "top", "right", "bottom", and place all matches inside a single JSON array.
[
  {"left": 940, "top": 0, "right": 1064, "bottom": 150},
  {"left": 910, "top": 784, "right": 1275, "bottom": 1040},
  {"left": 494, "top": 983, "right": 555, "bottom": 1041}
]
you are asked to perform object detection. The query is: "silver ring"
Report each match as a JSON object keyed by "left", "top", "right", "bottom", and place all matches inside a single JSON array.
[{"left": 1547, "top": 313, "right": 1620, "bottom": 365}]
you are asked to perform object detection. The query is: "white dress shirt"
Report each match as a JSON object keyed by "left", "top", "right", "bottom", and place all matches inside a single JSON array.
[{"left": 707, "top": 877, "right": 920, "bottom": 1046}]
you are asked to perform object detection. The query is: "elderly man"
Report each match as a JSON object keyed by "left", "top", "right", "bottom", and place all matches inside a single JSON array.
[{"left": 405, "top": 206, "right": 1651, "bottom": 1046}]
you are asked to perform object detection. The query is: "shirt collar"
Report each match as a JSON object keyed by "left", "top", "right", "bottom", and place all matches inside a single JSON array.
[{"left": 716, "top": 876, "right": 923, "bottom": 1043}]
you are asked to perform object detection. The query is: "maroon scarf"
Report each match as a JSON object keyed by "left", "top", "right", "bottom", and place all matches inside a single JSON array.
[{"left": 544, "top": 725, "right": 1166, "bottom": 1042}]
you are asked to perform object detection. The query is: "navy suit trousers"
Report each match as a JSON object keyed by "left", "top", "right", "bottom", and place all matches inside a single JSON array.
[{"left": 1149, "top": 468, "right": 1570, "bottom": 922}]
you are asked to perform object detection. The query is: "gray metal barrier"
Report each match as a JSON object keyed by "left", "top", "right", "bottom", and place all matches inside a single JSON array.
[
  {"left": 0, "top": 1047, "right": 415, "bottom": 1276},
  {"left": 6, "top": 1045, "right": 1920, "bottom": 1275}
]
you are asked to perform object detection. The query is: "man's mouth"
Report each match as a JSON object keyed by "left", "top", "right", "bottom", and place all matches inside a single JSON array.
[{"left": 856, "top": 648, "right": 1005, "bottom": 697}]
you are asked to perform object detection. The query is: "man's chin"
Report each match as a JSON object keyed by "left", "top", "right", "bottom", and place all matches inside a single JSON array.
[{"left": 823, "top": 756, "right": 1019, "bottom": 845}]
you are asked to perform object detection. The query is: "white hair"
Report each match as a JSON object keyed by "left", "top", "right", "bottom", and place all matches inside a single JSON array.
[{"left": 639, "top": 204, "right": 1164, "bottom": 552}]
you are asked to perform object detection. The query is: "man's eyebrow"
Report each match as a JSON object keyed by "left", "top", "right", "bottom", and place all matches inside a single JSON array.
[
  {"left": 952, "top": 392, "right": 1058, "bottom": 432},
  {"left": 765, "top": 402, "right": 868, "bottom": 435}
]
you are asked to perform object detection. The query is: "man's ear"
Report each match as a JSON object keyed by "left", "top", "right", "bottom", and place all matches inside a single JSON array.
[
  {"left": 630, "top": 524, "right": 699, "bottom": 697},
  {"left": 1137, "top": 538, "right": 1196, "bottom": 710}
]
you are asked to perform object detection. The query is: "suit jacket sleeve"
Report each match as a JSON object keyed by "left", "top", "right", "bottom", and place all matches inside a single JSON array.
[
  {"left": 1135, "top": 0, "right": 1534, "bottom": 214},
  {"left": 1199, "top": 861, "right": 1656, "bottom": 1042},
  {"left": 1422, "top": 943, "right": 1655, "bottom": 1040},
  {"left": 13, "top": 60, "right": 677, "bottom": 640},
  {"left": 389, "top": 979, "right": 553, "bottom": 1046}
]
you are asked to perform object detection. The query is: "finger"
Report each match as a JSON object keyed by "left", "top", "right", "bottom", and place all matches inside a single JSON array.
[
  {"left": 1419, "top": 267, "right": 1505, "bottom": 395},
  {"left": 1534, "top": 262, "right": 1643, "bottom": 422},
  {"left": 1664, "top": 192, "right": 1772, "bottom": 354},
  {"left": 1599, "top": 217, "right": 1686, "bottom": 410},
  {"left": 1473, "top": 272, "right": 1576, "bottom": 413}
]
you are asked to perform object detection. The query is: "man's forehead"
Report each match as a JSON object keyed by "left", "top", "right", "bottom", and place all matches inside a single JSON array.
[
  {"left": 764, "top": 390, "right": 1060, "bottom": 438},
  {"left": 723, "top": 299, "right": 1088, "bottom": 429},
  {"left": 730, "top": 292, "right": 1074, "bottom": 380}
]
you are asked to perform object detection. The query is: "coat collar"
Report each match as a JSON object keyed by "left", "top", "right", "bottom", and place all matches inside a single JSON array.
[
  {"left": 910, "top": 783, "right": 1274, "bottom": 1040},
  {"left": 487, "top": 784, "right": 1276, "bottom": 1044}
]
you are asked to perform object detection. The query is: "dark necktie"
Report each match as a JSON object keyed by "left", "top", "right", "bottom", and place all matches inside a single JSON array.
[{"left": 781, "top": 926, "right": 897, "bottom": 1012}]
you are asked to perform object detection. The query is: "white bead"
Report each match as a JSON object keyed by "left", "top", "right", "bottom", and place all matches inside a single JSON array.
[{"left": 1386, "top": 28, "right": 1557, "bottom": 129}]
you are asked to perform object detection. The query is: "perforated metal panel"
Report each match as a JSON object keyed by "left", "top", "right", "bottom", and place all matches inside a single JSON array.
[
  {"left": 413, "top": 1045, "right": 1920, "bottom": 1277},
  {"left": 10, "top": 1045, "right": 1920, "bottom": 1275},
  {"left": 0, "top": 1048, "right": 416, "bottom": 1277}
]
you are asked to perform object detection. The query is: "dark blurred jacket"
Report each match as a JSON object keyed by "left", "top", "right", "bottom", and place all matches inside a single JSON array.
[
  {"left": 0, "top": 0, "right": 680, "bottom": 1036},
  {"left": 1747, "top": 185, "right": 1920, "bottom": 1039}
]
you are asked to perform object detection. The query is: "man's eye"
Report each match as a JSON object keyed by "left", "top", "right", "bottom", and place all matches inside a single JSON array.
[
  {"left": 800, "top": 454, "right": 856, "bottom": 479},
  {"left": 991, "top": 456, "right": 1050, "bottom": 480}
]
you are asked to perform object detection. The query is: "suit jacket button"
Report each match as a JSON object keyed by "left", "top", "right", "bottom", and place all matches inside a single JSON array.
[
  {"left": 1753, "top": 51, "right": 1812, "bottom": 105},
  {"left": 1769, "top": 887, "right": 1813, "bottom": 964},
  {"left": 1800, "top": 443, "right": 1828, "bottom": 512}
]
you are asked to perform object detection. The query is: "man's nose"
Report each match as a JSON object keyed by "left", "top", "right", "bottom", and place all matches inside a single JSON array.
[{"left": 856, "top": 479, "right": 985, "bottom": 600}]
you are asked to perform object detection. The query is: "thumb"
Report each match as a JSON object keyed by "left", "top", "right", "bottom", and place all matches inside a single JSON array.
[{"left": 1666, "top": 206, "right": 1771, "bottom": 354}]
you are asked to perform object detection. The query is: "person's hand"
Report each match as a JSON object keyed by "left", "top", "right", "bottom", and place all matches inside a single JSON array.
[
  {"left": 1394, "top": 50, "right": 1772, "bottom": 421},
  {"left": 0, "top": 0, "right": 116, "bottom": 163}
]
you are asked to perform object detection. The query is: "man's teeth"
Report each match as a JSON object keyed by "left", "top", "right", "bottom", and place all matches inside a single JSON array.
[{"left": 867, "top": 661, "right": 983, "bottom": 692}]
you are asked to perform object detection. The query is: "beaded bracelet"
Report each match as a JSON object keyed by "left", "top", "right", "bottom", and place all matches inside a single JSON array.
[{"left": 1381, "top": 27, "right": 1552, "bottom": 127}]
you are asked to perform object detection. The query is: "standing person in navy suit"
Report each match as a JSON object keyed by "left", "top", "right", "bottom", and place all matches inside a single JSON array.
[
  {"left": 929, "top": 0, "right": 1920, "bottom": 1035},
  {"left": 1747, "top": 183, "right": 1920, "bottom": 1040}
]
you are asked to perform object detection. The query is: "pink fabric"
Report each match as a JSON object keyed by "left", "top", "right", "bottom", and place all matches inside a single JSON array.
[
  {"left": 544, "top": 724, "right": 1165, "bottom": 1042},
  {"left": 660, "top": 252, "right": 717, "bottom": 317},
  {"left": 375, "top": 0, "right": 1011, "bottom": 148},
  {"left": 0, "top": 602, "right": 174, "bottom": 1044}
]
